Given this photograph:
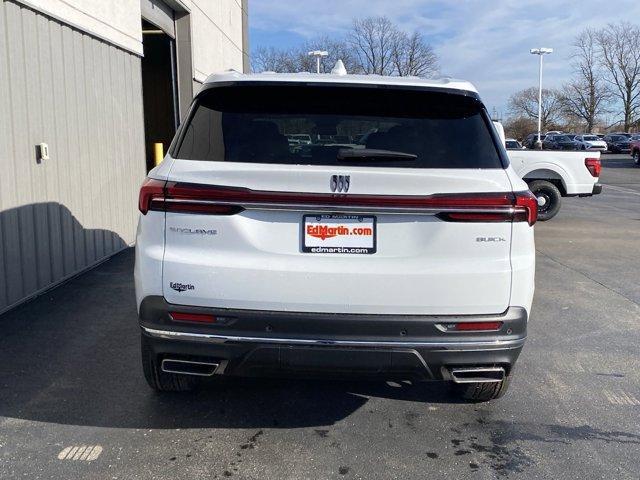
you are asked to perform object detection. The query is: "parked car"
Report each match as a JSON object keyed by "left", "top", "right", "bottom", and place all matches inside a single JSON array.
[
  {"left": 135, "top": 72, "right": 537, "bottom": 401},
  {"left": 631, "top": 135, "right": 640, "bottom": 166},
  {"left": 495, "top": 123, "right": 602, "bottom": 221},
  {"left": 289, "top": 134, "right": 312, "bottom": 145},
  {"left": 286, "top": 134, "right": 312, "bottom": 146},
  {"left": 574, "top": 134, "right": 608, "bottom": 152},
  {"left": 542, "top": 134, "right": 579, "bottom": 151},
  {"left": 505, "top": 138, "right": 524, "bottom": 150},
  {"left": 523, "top": 133, "right": 547, "bottom": 149},
  {"left": 603, "top": 134, "right": 631, "bottom": 153}
]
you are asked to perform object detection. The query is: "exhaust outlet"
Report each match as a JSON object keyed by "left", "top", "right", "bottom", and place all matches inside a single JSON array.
[
  {"left": 449, "top": 367, "right": 505, "bottom": 384},
  {"left": 161, "top": 358, "right": 219, "bottom": 377}
]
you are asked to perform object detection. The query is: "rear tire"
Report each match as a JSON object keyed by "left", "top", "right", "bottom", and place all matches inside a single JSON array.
[
  {"left": 528, "top": 180, "right": 561, "bottom": 221},
  {"left": 633, "top": 150, "right": 640, "bottom": 166},
  {"left": 453, "top": 375, "right": 512, "bottom": 402},
  {"left": 141, "top": 334, "right": 199, "bottom": 392}
]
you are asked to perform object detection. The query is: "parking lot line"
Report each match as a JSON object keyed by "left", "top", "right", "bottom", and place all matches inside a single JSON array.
[
  {"left": 603, "top": 390, "right": 640, "bottom": 406},
  {"left": 57, "top": 445, "right": 103, "bottom": 461},
  {"left": 602, "top": 184, "right": 640, "bottom": 196}
]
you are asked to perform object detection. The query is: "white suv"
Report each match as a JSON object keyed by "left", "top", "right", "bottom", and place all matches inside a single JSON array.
[{"left": 134, "top": 72, "right": 536, "bottom": 401}]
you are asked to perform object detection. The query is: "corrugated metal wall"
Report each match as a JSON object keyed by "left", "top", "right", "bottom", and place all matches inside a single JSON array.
[{"left": 0, "top": 0, "right": 147, "bottom": 313}]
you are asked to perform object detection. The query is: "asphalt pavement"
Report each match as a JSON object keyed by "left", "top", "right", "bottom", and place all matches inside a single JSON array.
[{"left": 0, "top": 154, "right": 639, "bottom": 479}]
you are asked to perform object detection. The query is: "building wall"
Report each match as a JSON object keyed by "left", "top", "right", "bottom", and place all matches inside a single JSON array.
[
  {"left": 12, "top": 0, "right": 143, "bottom": 54},
  {"left": 0, "top": 0, "right": 248, "bottom": 313},
  {"left": 187, "top": 0, "right": 248, "bottom": 82},
  {"left": 16, "top": 0, "right": 250, "bottom": 77},
  {"left": 0, "top": 0, "right": 147, "bottom": 313}
]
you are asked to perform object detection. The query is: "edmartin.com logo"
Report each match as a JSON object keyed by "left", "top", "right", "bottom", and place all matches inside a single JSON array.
[{"left": 170, "top": 282, "right": 195, "bottom": 293}]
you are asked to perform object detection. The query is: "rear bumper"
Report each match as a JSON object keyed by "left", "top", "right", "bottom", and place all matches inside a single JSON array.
[
  {"left": 572, "top": 183, "right": 602, "bottom": 197},
  {"left": 139, "top": 296, "right": 527, "bottom": 380}
]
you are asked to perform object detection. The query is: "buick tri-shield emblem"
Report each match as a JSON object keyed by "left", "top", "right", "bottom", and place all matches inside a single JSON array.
[{"left": 330, "top": 175, "right": 350, "bottom": 193}]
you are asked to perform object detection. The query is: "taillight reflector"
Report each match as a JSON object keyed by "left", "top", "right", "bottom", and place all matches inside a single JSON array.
[
  {"left": 440, "top": 321, "right": 503, "bottom": 332},
  {"left": 454, "top": 321, "right": 503, "bottom": 331},
  {"left": 170, "top": 312, "right": 217, "bottom": 323},
  {"left": 585, "top": 158, "right": 601, "bottom": 177}
]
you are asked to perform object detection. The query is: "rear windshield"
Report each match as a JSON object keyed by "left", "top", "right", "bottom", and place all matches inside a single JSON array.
[{"left": 174, "top": 84, "right": 504, "bottom": 169}]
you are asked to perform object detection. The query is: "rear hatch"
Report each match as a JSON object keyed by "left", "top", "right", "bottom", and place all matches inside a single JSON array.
[{"left": 157, "top": 83, "right": 528, "bottom": 315}]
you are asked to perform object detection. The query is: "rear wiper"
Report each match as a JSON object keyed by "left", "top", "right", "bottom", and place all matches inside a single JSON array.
[{"left": 337, "top": 148, "right": 417, "bottom": 161}]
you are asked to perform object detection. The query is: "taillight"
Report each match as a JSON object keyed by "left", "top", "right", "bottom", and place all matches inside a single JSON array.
[
  {"left": 514, "top": 190, "right": 538, "bottom": 226},
  {"left": 138, "top": 178, "right": 165, "bottom": 214},
  {"left": 585, "top": 157, "right": 601, "bottom": 177},
  {"left": 161, "top": 183, "right": 245, "bottom": 215},
  {"left": 138, "top": 179, "right": 244, "bottom": 215},
  {"left": 139, "top": 181, "right": 536, "bottom": 225},
  {"left": 438, "top": 321, "right": 503, "bottom": 332},
  {"left": 170, "top": 312, "right": 217, "bottom": 323},
  {"left": 438, "top": 191, "right": 537, "bottom": 226}
]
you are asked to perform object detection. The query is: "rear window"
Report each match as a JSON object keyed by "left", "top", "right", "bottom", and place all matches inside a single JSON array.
[{"left": 174, "top": 84, "right": 504, "bottom": 169}]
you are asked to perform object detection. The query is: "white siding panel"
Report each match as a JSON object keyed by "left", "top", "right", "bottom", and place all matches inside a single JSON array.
[{"left": 0, "top": 1, "right": 146, "bottom": 313}]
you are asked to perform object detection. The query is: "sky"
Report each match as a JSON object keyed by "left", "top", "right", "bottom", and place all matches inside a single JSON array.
[{"left": 249, "top": 0, "right": 640, "bottom": 117}]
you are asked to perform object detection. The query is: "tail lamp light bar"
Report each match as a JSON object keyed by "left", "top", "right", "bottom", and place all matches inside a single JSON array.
[{"left": 139, "top": 178, "right": 537, "bottom": 225}]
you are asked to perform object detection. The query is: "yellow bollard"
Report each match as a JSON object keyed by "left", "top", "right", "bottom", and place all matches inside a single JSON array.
[{"left": 153, "top": 142, "right": 164, "bottom": 166}]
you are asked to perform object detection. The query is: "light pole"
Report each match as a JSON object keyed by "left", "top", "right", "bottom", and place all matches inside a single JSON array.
[
  {"left": 530, "top": 47, "right": 553, "bottom": 149},
  {"left": 308, "top": 50, "right": 328, "bottom": 73}
]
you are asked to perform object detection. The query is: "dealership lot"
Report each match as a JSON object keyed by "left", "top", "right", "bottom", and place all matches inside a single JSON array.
[{"left": 0, "top": 154, "right": 638, "bottom": 479}]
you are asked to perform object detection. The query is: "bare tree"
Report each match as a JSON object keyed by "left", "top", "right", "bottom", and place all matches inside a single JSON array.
[
  {"left": 560, "top": 28, "right": 610, "bottom": 131},
  {"left": 596, "top": 22, "right": 640, "bottom": 132},
  {"left": 508, "top": 87, "right": 564, "bottom": 132},
  {"left": 503, "top": 116, "right": 537, "bottom": 141},
  {"left": 347, "top": 16, "right": 400, "bottom": 75},
  {"left": 252, "top": 39, "right": 361, "bottom": 74},
  {"left": 251, "top": 46, "right": 296, "bottom": 73},
  {"left": 392, "top": 31, "right": 438, "bottom": 77},
  {"left": 300, "top": 37, "right": 361, "bottom": 73},
  {"left": 251, "top": 16, "right": 439, "bottom": 78}
]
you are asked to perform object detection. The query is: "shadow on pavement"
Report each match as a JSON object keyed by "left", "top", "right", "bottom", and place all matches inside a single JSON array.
[{"left": 0, "top": 249, "right": 462, "bottom": 430}]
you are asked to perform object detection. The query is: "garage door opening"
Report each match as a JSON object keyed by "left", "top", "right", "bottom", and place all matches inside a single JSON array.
[{"left": 141, "top": 19, "right": 179, "bottom": 172}]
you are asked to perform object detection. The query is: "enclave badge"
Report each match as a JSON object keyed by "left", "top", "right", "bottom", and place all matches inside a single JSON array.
[{"left": 169, "top": 227, "right": 218, "bottom": 235}]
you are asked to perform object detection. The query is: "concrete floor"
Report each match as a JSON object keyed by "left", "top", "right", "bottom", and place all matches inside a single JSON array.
[{"left": 1, "top": 154, "right": 639, "bottom": 479}]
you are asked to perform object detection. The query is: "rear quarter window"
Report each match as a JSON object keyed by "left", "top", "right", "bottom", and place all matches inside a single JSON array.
[{"left": 174, "top": 84, "right": 505, "bottom": 169}]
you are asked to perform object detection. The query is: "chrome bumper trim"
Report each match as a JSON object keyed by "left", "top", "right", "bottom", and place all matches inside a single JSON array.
[{"left": 141, "top": 326, "right": 526, "bottom": 350}]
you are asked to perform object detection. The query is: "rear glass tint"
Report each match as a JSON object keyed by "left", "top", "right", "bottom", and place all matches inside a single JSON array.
[{"left": 175, "top": 84, "right": 504, "bottom": 169}]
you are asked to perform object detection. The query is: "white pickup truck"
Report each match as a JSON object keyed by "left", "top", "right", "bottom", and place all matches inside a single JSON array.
[{"left": 495, "top": 123, "right": 602, "bottom": 220}]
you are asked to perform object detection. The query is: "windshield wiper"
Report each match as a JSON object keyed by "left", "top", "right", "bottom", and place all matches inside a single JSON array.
[{"left": 337, "top": 148, "right": 417, "bottom": 161}]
